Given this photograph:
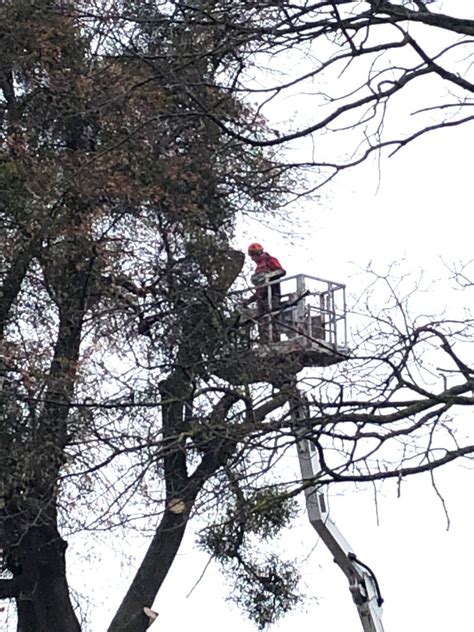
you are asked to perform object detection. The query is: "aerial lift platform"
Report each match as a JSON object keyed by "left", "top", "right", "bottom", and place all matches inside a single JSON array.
[
  {"left": 211, "top": 273, "right": 385, "bottom": 632},
  {"left": 212, "top": 273, "right": 350, "bottom": 384}
]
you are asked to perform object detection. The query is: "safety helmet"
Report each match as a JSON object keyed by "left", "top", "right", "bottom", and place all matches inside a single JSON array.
[{"left": 248, "top": 242, "right": 264, "bottom": 255}]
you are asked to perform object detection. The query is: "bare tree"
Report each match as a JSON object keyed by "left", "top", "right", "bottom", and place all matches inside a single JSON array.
[{"left": 168, "top": 0, "right": 474, "bottom": 185}]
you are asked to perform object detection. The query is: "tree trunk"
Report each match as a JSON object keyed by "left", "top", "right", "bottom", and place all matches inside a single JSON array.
[
  {"left": 15, "top": 526, "right": 81, "bottom": 632},
  {"left": 107, "top": 508, "right": 194, "bottom": 632}
]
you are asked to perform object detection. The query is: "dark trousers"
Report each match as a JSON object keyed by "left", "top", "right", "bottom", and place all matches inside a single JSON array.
[{"left": 257, "top": 283, "right": 281, "bottom": 342}]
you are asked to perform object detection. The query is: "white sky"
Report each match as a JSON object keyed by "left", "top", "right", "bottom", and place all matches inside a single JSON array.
[
  {"left": 143, "top": 108, "right": 474, "bottom": 631},
  {"left": 83, "top": 13, "right": 474, "bottom": 632},
  {"left": 261, "top": 122, "right": 473, "bottom": 281},
  {"left": 147, "top": 464, "right": 474, "bottom": 632},
  {"left": 92, "top": 32, "right": 474, "bottom": 632}
]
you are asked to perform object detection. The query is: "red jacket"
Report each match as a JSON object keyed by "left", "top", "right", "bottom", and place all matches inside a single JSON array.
[
  {"left": 247, "top": 253, "right": 286, "bottom": 303},
  {"left": 254, "top": 253, "right": 284, "bottom": 275}
]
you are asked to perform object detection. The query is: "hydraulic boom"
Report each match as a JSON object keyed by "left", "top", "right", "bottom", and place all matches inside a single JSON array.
[{"left": 292, "top": 395, "right": 384, "bottom": 632}]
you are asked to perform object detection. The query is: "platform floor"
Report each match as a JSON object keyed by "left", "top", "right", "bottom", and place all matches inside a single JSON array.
[{"left": 211, "top": 336, "right": 349, "bottom": 384}]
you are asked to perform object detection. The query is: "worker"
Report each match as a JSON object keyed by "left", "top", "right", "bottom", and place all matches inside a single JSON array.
[{"left": 242, "top": 243, "right": 286, "bottom": 342}]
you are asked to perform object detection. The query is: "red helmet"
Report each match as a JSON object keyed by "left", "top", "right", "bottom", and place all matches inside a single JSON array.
[{"left": 248, "top": 242, "right": 264, "bottom": 255}]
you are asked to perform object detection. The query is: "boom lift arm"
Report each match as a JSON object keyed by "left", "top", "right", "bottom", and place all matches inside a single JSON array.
[{"left": 292, "top": 395, "right": 385, "bottom": 632}]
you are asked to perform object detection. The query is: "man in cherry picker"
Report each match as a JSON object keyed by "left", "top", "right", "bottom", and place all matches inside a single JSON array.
[{"left": 242, "top": 242, "right": 286, "bottom": 342}]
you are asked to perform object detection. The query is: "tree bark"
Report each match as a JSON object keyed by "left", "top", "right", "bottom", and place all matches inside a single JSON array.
[
  {"left": 15, "top": 526, "right": 81, "bottom": 632},
  {"left": 8, "top": 293, "right": 85, "bottom": 631},
  {"left": 107, "top": 507, "right": 195, "bottom": 632}
]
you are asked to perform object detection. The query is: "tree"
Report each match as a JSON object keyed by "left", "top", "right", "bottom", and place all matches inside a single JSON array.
[
  {"left": 175, "top": 0, "right": 474, "bottom": 186},
  {"left": 1, "top": 2, "right": 473, "bottom": 632},
  {"left": 0, "top": 2, "right": 286, "bottom": 630}
]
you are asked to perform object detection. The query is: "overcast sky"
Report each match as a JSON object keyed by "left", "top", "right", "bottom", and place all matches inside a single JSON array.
[
  {"left": 143, "top": 103, "right": 474, "bottom": 632},
  {"left": 82, "top": 21, "right": 474, "bottom": 632},
  {"left": 90, "top": 13, "right": 474, "bottom": 631}
]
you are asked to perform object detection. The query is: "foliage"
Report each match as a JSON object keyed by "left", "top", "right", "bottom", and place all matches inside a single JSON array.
[
  {"left": 0, "top": 2, "right": 289, "bottom": 630},
  {"left": 199, "top": 485, "right": 300, "bottom": 628}
]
